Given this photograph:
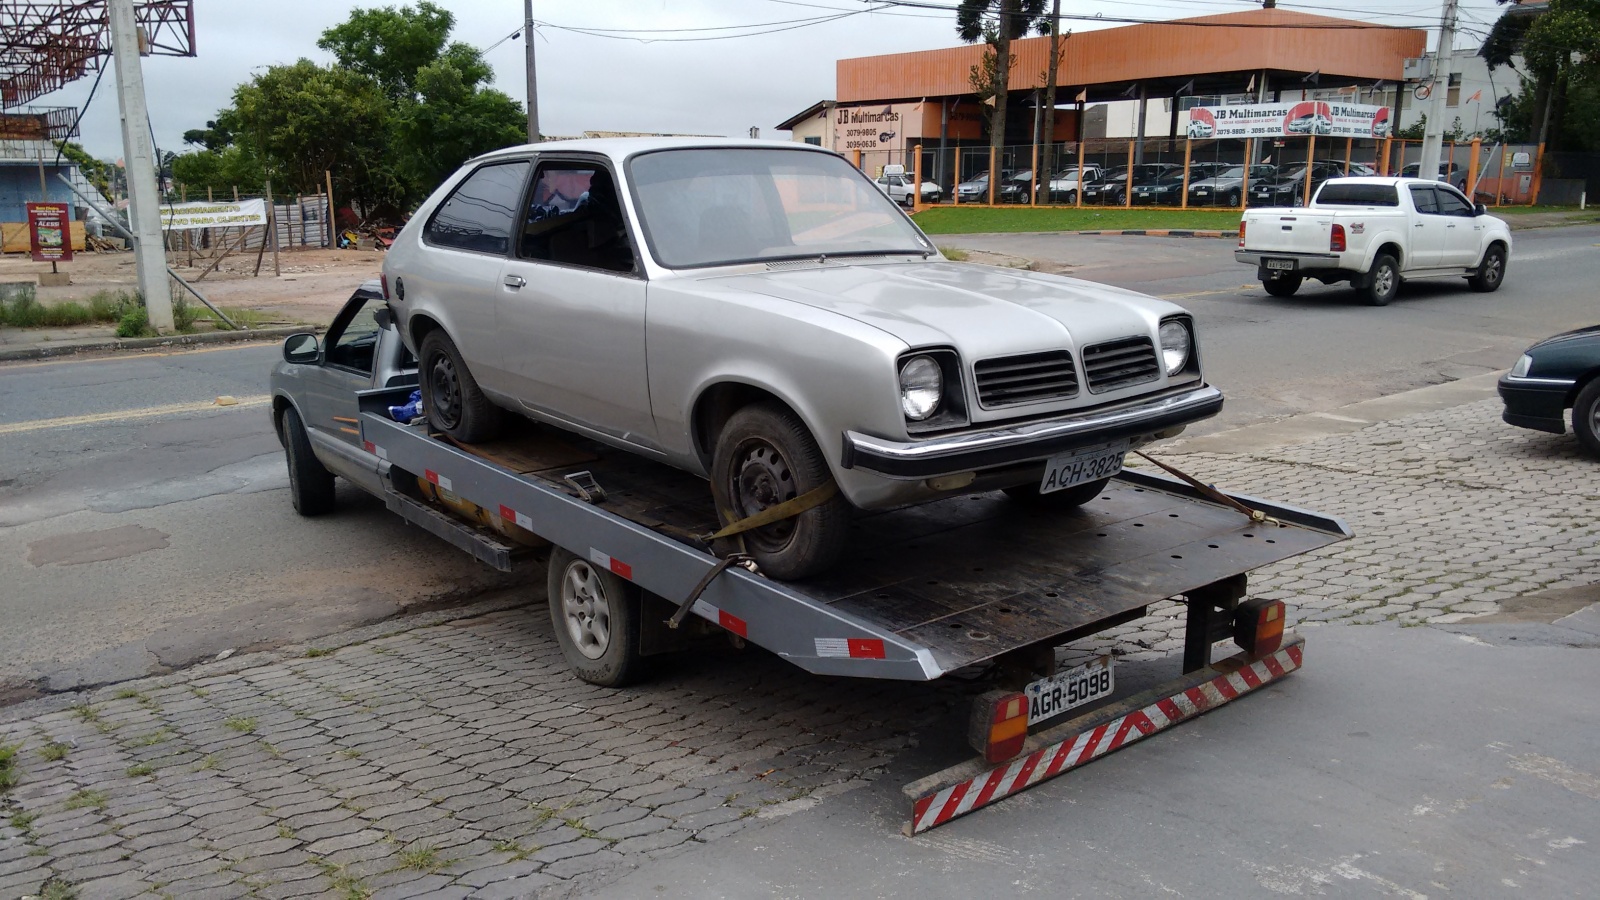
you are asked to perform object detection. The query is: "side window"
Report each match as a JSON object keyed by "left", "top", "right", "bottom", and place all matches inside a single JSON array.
[
  {"left": 1409, "top": 185, "right": 1440, "bottom": 215},
  {"left": 521, "top": 163, "right": 636, "bottom": 274},
  {"left": 324, "top": 296, "right": 380, "bottom": 374},
  {"left": 1436, "top": 187, "right": 1474, "bottom": 217},
  {"left": 425, "top": 161, "right": 530, "bottom": 255}
]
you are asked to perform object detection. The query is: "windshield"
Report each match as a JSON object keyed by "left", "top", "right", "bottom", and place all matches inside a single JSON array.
[{"left": 628, "top": 148, "right": 932, "bottom": 269}]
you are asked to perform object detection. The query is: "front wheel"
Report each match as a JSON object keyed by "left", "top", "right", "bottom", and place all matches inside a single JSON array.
[
  {"left": 283, "top": 406, "right": 337, "bottom": 516},
  {"left": 1065, "top": 190, "right": 1078, "bottom": 204},
  {"left": 710, "top": 402, "right": 851, "bottom": 580},
  {"left": 1004, "top": 477, "right": 1110, "bottom": 509},
  {"left": 419, "top": 329, "right": 504, "bottom": 443},
  {"left": 547, "top": 547, "right": 644, "bottom": 687},
  {"left": 1225, "top": 191, "right": 1241, "bottom": 208},
  {"left": 1573, "top": 379, "right": 1600, "bottom": 459},
  {"left": 1468, "top": 244, "right": 1507, "bottom": 292},
  {"left": 1263, "top": 274, "right": 1303, "bottom": 298},
  {"left": 1362, "top": 254, "right": 1400, "bottom": 306}
]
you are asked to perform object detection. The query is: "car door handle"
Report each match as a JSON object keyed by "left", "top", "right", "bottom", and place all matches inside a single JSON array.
[
  {"left": 1414, "top": 222, "right": 1425, "bottom": 227},
  {"left": 503, "top": 275, "right": 525, "bottom": 289}
]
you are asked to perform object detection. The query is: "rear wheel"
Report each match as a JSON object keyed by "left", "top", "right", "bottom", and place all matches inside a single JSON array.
[
  {"left": 1065, "top": 190, "right": 1078, "bottom": 204},
  {"left": 419, "top": 329, "right": 504, "bottom": 443},
  {"left": 1573, "top": 379, "right": 1600, "bottom": 459},
  {"left": 547, "top": 547, "right": 644, "bottom": 687},
  {"left": 1004, "top": 477, "right": 1110, "bottom": 509},
  {"left": 1263, "top": 274, "right": 1303, "bottom": 298},
  {"left": 283, "top": 406, "right": 336, "bottom": 516},
  {"left": 1468, "top": 244, "right": 1507, "bottom": 292},
  {"left": 1225, "top": 190, "right": 1241, "bottom": 208},
  {"left": 1362, "top": 254, "right": 1399, "bottom": 306}
]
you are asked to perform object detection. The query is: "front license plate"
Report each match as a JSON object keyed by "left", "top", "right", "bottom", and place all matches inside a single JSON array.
[
  {"left": 1194, "top": 189, "right": 1209, "bottom": 195},
  {"left": 1025, "top": 656, "right": 1114, "bottom": 725},
  {"left": 1039, "top": 440, "right": 1127, "bottom": 494},
  {"left": 1265, "top": 258, "right": 1296, "bottom": 271}
]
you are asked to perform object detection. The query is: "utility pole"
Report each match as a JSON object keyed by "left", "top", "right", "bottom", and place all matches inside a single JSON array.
[
  {"left": 108, "top": 0, "right": 173, "bottom": 332},
  {"left": 524, "top": 0, "right": 540, "bottom": 143},
  {"left": 1417, "top": 0, "right": 1460, "bottom": 181}
]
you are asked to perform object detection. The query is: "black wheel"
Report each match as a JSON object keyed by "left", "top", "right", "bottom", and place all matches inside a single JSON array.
[
  {"left": 710, "top": 402, "right": 851, "bottom": 580},
  {"left": 1573, "top": 379, "right": 1600, "bottom": 459},
  {"left": 547, "top": 547, "right": 644, "bottom": 686},
  {"left": 1225, "top": 190, "right": 1241, "bottom": 208},
  {"left": 282, "top": 406, "right": 336, "bottom": 516},
  {"left": 419, "top": 329, "right": 504, "bottom": 443},
  {"left": 1468, "top": 243, "right": 1507, "bottom": 292},
  {"left": 1362, "top": 254, "right": 1399, "bottom": 306},
  {"left": 1004, "top": 477, "right": 1110, "bottom": 509},
  {"left": 1065, "top": 190, "right": 1077, "bottom": 204},
  {"left": 1263, "top": 274, "right": 1303, "bottom": 298}
]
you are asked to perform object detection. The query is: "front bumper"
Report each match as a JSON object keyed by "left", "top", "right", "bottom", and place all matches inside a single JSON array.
[
  {"left": 840, "top": 384, "right": 1223, "bottom": 479},
  {"left": 1498, "top": 374, "right": 1573, "bottom": 434}
]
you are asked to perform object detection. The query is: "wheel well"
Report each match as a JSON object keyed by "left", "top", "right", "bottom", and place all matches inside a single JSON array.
[
  {"left": 1567, "top": 368, "right": 1600, "bottom": 407},
  {"left": 691, "top": 382, "right": 790, "bottom": 468},
  {"left": 271, "top": 396, "right": 292, "bottom": 446},
  {"left": 409, "top": 313, "right": 442, "bottom": 351},
  {"left": 1376, "top": 242, "right": 1403, "bottom": 267}
]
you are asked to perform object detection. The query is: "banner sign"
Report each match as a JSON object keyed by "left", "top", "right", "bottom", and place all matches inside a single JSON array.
[
  {"left": 1186, "top": 101, "right": 1392, "bottom": 140},
  {"left": 161, "top": 198, "right": 268, "bottom": 231},
  {"left": 26, "top": 202, "right": 72, "bottom": 263},
  {"left": 833, "top": 102, "right": 921, "bottom": 153}
]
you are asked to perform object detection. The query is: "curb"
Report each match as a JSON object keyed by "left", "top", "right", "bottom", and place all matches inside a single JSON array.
[
  {"left": 0, "top": 325, "right": 307, "bottom": 362},
  {"left": 1070, "top": 229, "right": 1238, "bottom": 238}
]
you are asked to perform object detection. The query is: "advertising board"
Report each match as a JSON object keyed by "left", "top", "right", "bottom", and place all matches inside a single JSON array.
[
  {"left": 1188, "top": 101, "right": 1391, "bottom": 140},
  {"left": 160, "top": 198, "right": 269, "bottom": 231},
  {"left": 26, "top": 202, "right": 72, "bottom": 263}
]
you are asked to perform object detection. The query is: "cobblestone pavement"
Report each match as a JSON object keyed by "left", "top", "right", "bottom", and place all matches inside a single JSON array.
[{"left": 1, "top": 394, "right": 1595, "bottom": 899}]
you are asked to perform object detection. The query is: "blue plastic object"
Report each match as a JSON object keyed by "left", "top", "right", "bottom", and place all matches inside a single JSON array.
[{"left": 389, "top": 390, "right": 423, "bottom": 423}]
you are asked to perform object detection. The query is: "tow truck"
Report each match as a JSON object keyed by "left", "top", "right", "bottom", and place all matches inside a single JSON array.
[{"left": 271, "top": 283, "right": 1350, "bottom": 833}]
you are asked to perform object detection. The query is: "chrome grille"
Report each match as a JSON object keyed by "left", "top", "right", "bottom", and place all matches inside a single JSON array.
[
  {"left": 973, "top": 351, "right": 1079, "bottom": 407},
  {"left": 1083, "top": 336, "right": 1159, "bottom": 393}
]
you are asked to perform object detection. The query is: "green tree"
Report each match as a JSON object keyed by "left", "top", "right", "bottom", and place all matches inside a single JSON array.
[
  {"left": 957, "top": 0, "right": 1048, "bottom": 159},
  {"left": 1482, "top": 0, "right": 1600, "bottom": 150},
  {"left": 394, "top": 56, "right": 527, "bottom": 192},
  {"left": 316, "top": 0, "right": 455, "bottom": 101},
  {"left": 54, "top": 141, "right": 116, "bottom": 202}
]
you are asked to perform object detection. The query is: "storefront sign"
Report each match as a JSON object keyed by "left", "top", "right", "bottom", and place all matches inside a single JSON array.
[
  {"left": 161, "top": 198, "right": 268, "bottom": 231},
  {"left": 833, "top": 103, "right": 919, "bottom": 152},
  {"left": 1187, "top": 101, "right": 1391, "bottom": 140},
  {"left": 26, "top": 202, "right": 72, "bottom": 263}
]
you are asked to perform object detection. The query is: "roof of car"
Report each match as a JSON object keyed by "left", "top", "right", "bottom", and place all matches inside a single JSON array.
[
  {"left": 1318, "top": 176, "right": 1460, "bottom": 187},
  {"left": 472, "top": 136, "right": 835, "bottom": 164}
]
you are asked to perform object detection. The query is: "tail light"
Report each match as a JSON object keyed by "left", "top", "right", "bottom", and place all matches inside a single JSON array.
[
  {"left": 379, "top": 274, "right": 390, "bottom": 300},
  {"left": 1330, "top": 223, "right": 1346, "bottom": 252},
  {"left": 968, "top": 690, "right": 1029, "bottom": 764},
  {"left": 1233, "top": 598, "right": 1286, "bottom": 657},
  {"left": 1238, "top": 220, "right": 1247, "bottom": 248}
]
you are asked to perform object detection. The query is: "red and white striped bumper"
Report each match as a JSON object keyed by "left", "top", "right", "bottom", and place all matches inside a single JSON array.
[{"left": 905, "top": 636, "right": 1305, "bottom": 835}]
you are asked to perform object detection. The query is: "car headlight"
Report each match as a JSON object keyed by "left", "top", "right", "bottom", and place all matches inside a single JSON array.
[
  {"left": 1158, "top": 320, "right": 1192, "bottom": 376},
  {"left": 1510, "top": 353, "right": 1533, "bottom": 378},
  {"left": 899, "top": 355, "right": 942, "bottom": 421}
]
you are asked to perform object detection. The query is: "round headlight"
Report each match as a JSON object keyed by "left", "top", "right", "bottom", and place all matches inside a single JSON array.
[
  {"left": 1158, "top": 320, "right": 1192, "bottom": 376},
  {"left": 1510, "top": 353, "right": 1533, "bottom": 378},
  {"left": 899, "top": 355, "right": 942, "bottom": 421}
]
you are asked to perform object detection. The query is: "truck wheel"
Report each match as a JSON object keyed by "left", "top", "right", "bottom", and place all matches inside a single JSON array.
[
  {"left": 1004, "top": 477, "right": 1110, "bottom": 509},
  {"left": 1573, "top": 379, "right": 1600, "bottom": 459},
  {"left": 1362, "top": 254, "right": 1399, "bottom": 306},
  {"left": 1263, "top": 274, "right": 1303, "bottom": 298},
  {"left": 711, "top": 402, "right": 851, "bottom": 580},
  {"left": 419, "top": 329, "right": 504, "bottom": 443},
  {"left": 1467, "top": 244, "right": 1507, "bottom": 292},
  {"left": 283, "top": 406, "right": 336, "bottom": 516},
  {"left": 547, "top": 547, "right": 644, "bottom": 687}
]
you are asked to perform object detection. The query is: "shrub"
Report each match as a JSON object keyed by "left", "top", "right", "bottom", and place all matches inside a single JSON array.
[
  {"left": 172, "top": 294, "right": 197, "bottom": 333},
  {"left": 116, "top": 307, "right": 151, "bottom": 338}
]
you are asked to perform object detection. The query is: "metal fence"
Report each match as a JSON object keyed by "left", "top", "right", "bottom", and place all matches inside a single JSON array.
[{"left": 855, "top": 137, "right": 1547, "bottom": 209}]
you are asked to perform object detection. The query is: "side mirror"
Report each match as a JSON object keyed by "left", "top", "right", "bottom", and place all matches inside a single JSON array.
[
  {"left": 1474, "top": 202, "right": 1487, "bottom": 216},
  {"left": 373, "top": 306, "right": 392, "bottom": 330},
  {"left": 283, "top": 332, "right": 320, "bottom": 365}
]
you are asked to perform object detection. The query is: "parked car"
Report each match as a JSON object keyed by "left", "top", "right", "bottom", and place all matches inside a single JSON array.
[
  {"left": 1084, "top": 164, "right": 1179, "bottom": 205},
  {"left": 1400, "top": 162, "right": 1469, "bottom": 193},
  {"left": 384, "top": 139, "right": 1222, "bottom": 578},
  {"left": 1187, "top": 164, "right": 1275, "bottom": 207},
  {"left": 1131, "top": 163, "right": 1227, "bottom": 206},
  {"left": 998, "top": 170, "right": 1038, "bottom": 203},
  {"left": 1247, "top": 161, "right": 1346, "bottom": 207},
  {"left": 875, "top": 166, "right": 941, "bottom": 206},
  {"left": 1236, "top": 176, "right": 1512, "bottom": 305},
  {"left": 956, "top": 169, "right": 1013, "bottom": 203},
  {"left": 1038, "top": 164, "right": 1105, "bottom": 203},
  {"left": 1499, "top": 326, "right": 1600, "bottom": 457}
]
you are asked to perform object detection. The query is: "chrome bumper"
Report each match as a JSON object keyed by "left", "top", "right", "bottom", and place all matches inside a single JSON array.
[{"left": 841, "top": 384, "right": 1224, "bottom": 480}]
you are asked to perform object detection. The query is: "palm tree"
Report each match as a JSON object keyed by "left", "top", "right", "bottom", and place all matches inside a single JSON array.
[{"left": 957, "top": 0, "right": 1049, "bottom": 164}]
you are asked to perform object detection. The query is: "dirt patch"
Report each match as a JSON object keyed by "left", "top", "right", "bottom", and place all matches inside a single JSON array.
[{"left": 27, "top": 523, "right": 170, "bottom": 566}]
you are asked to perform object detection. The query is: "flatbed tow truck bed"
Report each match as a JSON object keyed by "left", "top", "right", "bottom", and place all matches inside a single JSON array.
[{"left": 353, "top": 386, "right": 1349, "bottom": 829}]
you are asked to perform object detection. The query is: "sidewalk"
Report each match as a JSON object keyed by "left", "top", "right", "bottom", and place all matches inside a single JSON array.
[
  {"left": 0, "top": 324, "right": 307, "bottom": 362},
  {"left": 1, "top": 374, "right": 1595, "bottom": 899}
]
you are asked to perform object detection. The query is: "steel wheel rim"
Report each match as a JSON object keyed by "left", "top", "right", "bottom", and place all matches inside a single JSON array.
[
  {"left": 1374, "top": 265, "right": 1394, "bottom": 297},
  {"left": 560, "top": 560, "right": 611, "bottom": 660},
  {"left": 427, "top": 351, "right": 462, "bottom": 429},
  {"left": 729, "top": 437, "right": 799, "bottom": 553}
]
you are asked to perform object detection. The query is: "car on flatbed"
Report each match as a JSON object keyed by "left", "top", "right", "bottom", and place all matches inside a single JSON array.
[{"left": 1236, "top": 176, "right": 1512, "bottom": 305}]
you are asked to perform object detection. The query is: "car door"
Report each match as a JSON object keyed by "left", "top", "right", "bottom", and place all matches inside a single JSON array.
[
  {"left": 1406, "top": 184, "right": 1447, "bottom": 269},
  {"left": 1432, "top": 185, "right": 1483, "bottom": 267},
  {"left": 298, "top": 292, "right": 385, "bottom": 491},
  {"left": 496, "top": 157, "right": 658, "bottom": 450}
]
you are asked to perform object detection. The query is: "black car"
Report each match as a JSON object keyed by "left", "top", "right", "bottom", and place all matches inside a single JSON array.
[
  {"left": 1131, "top": 163, "right": 1227, "bottom": 206},
  {"left": 1499, "top": 326, "right": 1600, "bottom": 457},
  {"left": 1085, "top": 164, "right": 1178, "bottom": 205},
  {"left": 1247, "top": 161, "right": 1345, "bottom": 207}
]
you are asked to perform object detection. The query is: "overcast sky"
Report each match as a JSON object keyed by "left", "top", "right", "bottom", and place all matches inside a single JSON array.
[{"left": 37, "top": 0, "right": 1511, "bottom": 161}]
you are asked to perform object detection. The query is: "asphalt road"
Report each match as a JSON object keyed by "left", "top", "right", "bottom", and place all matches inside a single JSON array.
[{"left": 1, "top": 225, "right": 1594, "bottom": 699}]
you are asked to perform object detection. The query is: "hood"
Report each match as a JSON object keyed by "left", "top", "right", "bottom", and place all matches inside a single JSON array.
[
  {"left": 1531, "top": 324, "right": 1600, "bottom": 352},
  {"left": 698, "top": 261, "right": 1177, "bottom": 361},
  {"left": 1189, "top": 176, "right": 1240, "bottom": 189}
]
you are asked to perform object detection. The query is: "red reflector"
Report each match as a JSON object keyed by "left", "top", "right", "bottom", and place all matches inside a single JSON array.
[
  {"left": 499, "top": 504, "right": 516, "bottom": 521},
  {"left": 379, "top": 273, "right": 390, "bottom": 300},
  {"left": 609, "top": 558, "right": 633, "bottom": 579},
  {"left": 969, "top": 690, "right": 1029, "bottom": 764},
  {"left": 718, "top": 610, "right": 748, "bottom": 638},
  {"left": 1330, "top": 223, "right": 1346, "bottom": 252},
  {"left": 847, "top": 638, "right": 885, "bottom": 659},
  {"left": 1234, "top": 597, "right": 1287, "bottom": 656}
]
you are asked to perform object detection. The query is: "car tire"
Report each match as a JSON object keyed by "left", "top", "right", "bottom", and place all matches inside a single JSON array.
[
  {"left": 1468, "top": 243, "right": 1507, "bottom": 292},
  {"left": 1004, "top": 477, "right": 1111, "bottom": 509},
  {"left": 547, "top": 547, "right": 644, "bottom": 687},
  {"left": 1572, "top": 379, "right": 1600, "bottom": 459},
  {"left": 1263, "top": 274, "right": 1303, "bottom": 298},
  {"left": 710, "top": 402, "right": 851, "bottom": 580},
  {"left": 419, "top": 329, "right": 504, "bottom": 443},
  {"left": 1363, "top": 254, "right": 1400, "bottom": 306},
  {"left": 1226, "top": 191, "right": 1241, "bottom": 208},
  {"left": 1065, "top": 190, "right": 1077, "bottom": 204},
  {"left": 283, "top": 406, "right": 336, "bottom": 517}
]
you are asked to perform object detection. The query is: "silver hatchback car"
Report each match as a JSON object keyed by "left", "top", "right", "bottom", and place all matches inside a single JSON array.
[{"left": 384, "top": 139, "right": 1221, "bottom": 578}]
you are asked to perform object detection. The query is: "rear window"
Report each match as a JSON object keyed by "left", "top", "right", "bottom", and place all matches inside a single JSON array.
[
  {"left": 425, "top": 161, "right": 530, "bottom": 255},
  {"left": 1317, "top": 183, "right": 1399, "bottom": 206}
]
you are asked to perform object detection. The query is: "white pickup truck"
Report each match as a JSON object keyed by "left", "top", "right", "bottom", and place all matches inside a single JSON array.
[{"left": 1235, "top": 177, "right": 1512, "bottom": 306}]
